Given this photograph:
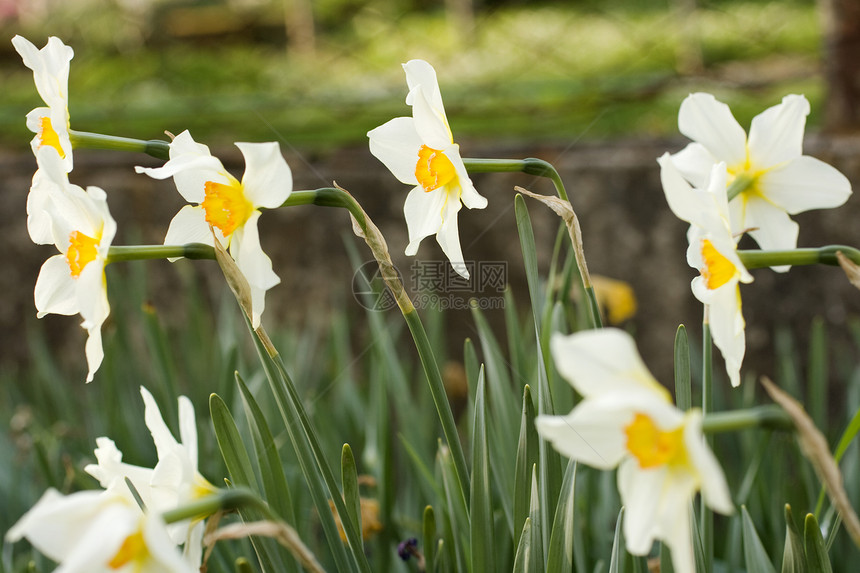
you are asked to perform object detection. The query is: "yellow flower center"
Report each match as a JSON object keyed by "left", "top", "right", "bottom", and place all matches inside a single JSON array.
[
  {"left": 700, "top": 239, "right": 736, "bottom": 290},
  {"left": 38, "top": 115, "right": 65, "bottom": 158},
  {"left": 415, "top": 145, "right": 457, "bottom": 192},
  {"left": 192, "top": 473, "right": 218, "bottom": 500},
  {"left": 624, "top": 412, "right": 686, "bottom": 469},
  {"left": 66, "top": 230, "right": 100, "bottom": 278},
  {"left": 201, "top": 179, "right": 253, "bottom": 237},
  {"left": 108, "top": 530, "right": 148, "bottom": 570}
]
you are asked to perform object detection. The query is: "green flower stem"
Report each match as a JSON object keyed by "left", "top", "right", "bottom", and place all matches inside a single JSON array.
[
  {"left": 738, "top": 246, "right": 860, "bottom": 269},
  {"left": 463, "top": 157, "right": 569, "bottom": 202},
  {"left": 161, "top": 487, "right": 267, "bottom": 524},
  {"left": 106, "top": 244, "right": 215, "bottom": 264},
  {"left": 69, "top": 130, "right": 170, "bottom": 160},
  {"left": 281, "top": 186, "right": 471, "bottom": 504},
  {"left": 701, "top": 405, "right": 793, "bottom": 433},
  {"left": 726, "top": 173, "right": 755, "bottom": 201}
]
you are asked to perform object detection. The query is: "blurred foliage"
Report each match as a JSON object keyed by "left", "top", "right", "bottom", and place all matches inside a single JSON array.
[{"left": 1, "top": 0, "right": 821, "bottom": 149}]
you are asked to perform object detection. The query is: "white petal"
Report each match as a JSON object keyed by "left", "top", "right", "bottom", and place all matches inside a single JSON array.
[
  {"left": 411, "top": 86, "right": 453, "bottom": 150},
  {"left": 435, "top": 194, "right": 468, "bottom": 279},
  {"left": 141, "top": 386, "right": 180, "bottom": 461},
  {"left": 59, "top": 502, "right": 139, "bottom": 573},
  {"left": 84, "top": 321, "right": 105, "bottom": 383},
  {"left": 743, "top": 196, "right": 800, "bottom": 255},
  {"left": 617, "top": 460, "right": 664, "bottom": 554},
  {"left": 136, "top": 130, "right": 229, "bottom": 204},
  {"left": 669, "top": 142, "right": 718, "bottom": 189},
  {"left": 178, "top": 396, "right": 198, "bottom": 470},
  {"left": 13, "top": 36, "right": 73, "bottom": 104},
  {"left": 707, "top": 285, "right": 745, "bottom": 387},
  {"left": 658, "top": 153, "right": 708, "bottom": 225},
  {"left": 403, "top": 185, "right": 446, "bottom": 256},
  {"left": 75, "top": 260, "right": 108, "bottom": 328},
  {"left": 163, "top": 205, "right": 218, "bottom": 258},
  {"left": 232, "top": 212, "right": 279, "bottom": 290},
  {"left": 141, "top": 512, "right": 195, "bottom": 572},
  {"left": 535, "top": 404, "right": 629, "bottom": 470},
  {"left": 34, "top": 255, "right": 79, "bottom": 317},
  {"left": 367, "top": 117, "right": 422, "bottom": 185},
  {"left": 747, "top": 95, "right": 809, "bottom": 168},
  {"left": 549, "top": 328, "right": 671, "bottom": 401},
  {"left": 655, "top": 478, "right": 697, "bottom": 573},
  {"left": 683, "top": 411, "right": 734, "bottom": 514},
  {"left": 758, "top": 156, "right": 852, "bottom": 214},
  {"left": 235, "top": 142, "right": 292, "bottom": 208},
  {"left": 678, "top": 93, "right": 747, "bottom": 168},
  {"left": 404, "top": 59, "right": 446, "bottom": 114},
  {"left": 446, "top": 145, "right": 487, "bottom": 209}
]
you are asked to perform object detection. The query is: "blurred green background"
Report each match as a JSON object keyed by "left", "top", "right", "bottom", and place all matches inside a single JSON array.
[{"left": 0, "top": 0, "right": 823, "bottom": 149}]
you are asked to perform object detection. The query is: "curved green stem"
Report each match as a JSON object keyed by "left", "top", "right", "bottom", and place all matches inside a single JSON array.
[
  {"left": 462, "top": 158, "right": 569, "bottom": 201},
  {"left": 738, "top": 245, "right": 860, "bottom": 269},
  {"left": 70, "top": 130, "right": 170, "bottom": 160},
  {"left": 701, "top": 405, "right": 793, "bottom": 433},
  {"left": 161, "top": 487, "right": 266, "bottom": 524},
  {"left": 106, "top": 244, "right": 215, "bottom": 264}
]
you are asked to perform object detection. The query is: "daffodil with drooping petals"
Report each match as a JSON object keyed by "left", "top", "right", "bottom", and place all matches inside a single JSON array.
[
  {"left": 33, "top": 148, "right": 116, "bottom": 383},
  {"left": 659, "top": 153, "right": 753, "bottom": 387},
  {"left": 670, "top": 93, "right": 851, "bottom": 266},
  {"left": 85, "top": 386, "right": 215, "bottom": 566},
  {"left": 13, "top": 35, "right": 74, "bottom": 173},
  {"left": 135, "top": 130, "right": 292, "bottom": 327},
  {"left": 6, "top": 488, "right": 195, "bottom": 573},
  {"left": 535, "top": 328, "right": 734, "bottom": 573},
  {"left": 368, "top": 59, "right": 487, "bottom": 279}
]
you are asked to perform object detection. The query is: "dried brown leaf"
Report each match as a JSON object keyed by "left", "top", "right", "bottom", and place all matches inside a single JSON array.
[{"left": 761, "top": 376, "right": 860, "bottom": 547}]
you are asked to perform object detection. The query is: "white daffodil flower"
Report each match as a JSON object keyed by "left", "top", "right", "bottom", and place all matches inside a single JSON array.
[
  {"left": 367, "top": 59, "right": 487, "bottom": 279},
  {"left": 535, "top": 328, "right": 733, "bottom": 573},
  {"left": 135, "top": 130, "right": 292, "bottom": 328},
  {"left": 5, "top": 488, "right": 195, "bottom": 573},
  {"left": 85, "top": 386, "right": 216, "bottom": 566},
  {"left": 670, "top": 93, "right": 851, "bottom": 263},
  {"left": 12, "top": 35, "right": 74, "bottom": 173},
  {"left": 34, "top": 149, "right": 116, "bottom": 383},
  {"left": 659, "top": 153, "right": 753, "bottom": 387}
]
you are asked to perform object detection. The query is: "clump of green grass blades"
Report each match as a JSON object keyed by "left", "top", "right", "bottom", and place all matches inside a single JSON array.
[{"left": 4, "top": 198, "right": 860, "bottom": 571}]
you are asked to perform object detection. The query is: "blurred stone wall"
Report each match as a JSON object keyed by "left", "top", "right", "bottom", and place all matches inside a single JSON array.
[{"left": 3, "top": 135, "right": 860, "bottom": 388}]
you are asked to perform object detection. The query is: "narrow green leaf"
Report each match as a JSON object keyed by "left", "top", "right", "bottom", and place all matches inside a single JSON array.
[
  {"left": 470, "top": 367, "right": 495, "bottom": 573},
  {"left": 804, "top": 513, "right": 833, "bottom": 573},
  {"left": 782, "top": 504, "right": 807, "bottom": 573},
  {"left": 527, "top": 465, "right": 545, "bottom": 572},
  {"left": 674, "top": 325, "right": 692, "bottom": 411},
  {"left": 659, "top": 543, "right": 675, "bottom": 573},
  {"left": 424, "top": 505, "right": 437, "bottom": 573},
  {"left": 514, "top": 194, "right": 545, "bottom": 333},
  {"left": 438, "top": 440, "right": 469, "bottom": 573},
  {"left": 464, "top": 338, "right": 480, "bottom": 399},
  {"left": 210, "top": 393, "right": 259, "bottom": 492},
  {"left": 470, "top": 304, "right": 518, "bottom": 529},
  {"left": 609, "top": 507, "right": 626, "bottom": 573},
  {"left": 236, "top": 374, "right": 296, "bottom": 526},
  {"left": 691, "top": 501, "right": 707, "bottom": 573},
  {"left": 504, "top": 286, "right": 524, "bottom": 382},
  {"left": 807, "top": 317, "right": 828, "bottom": 433},
  {"left": 514, "top": 385, "right": 539, "bottom": 538},
  {"left": 210, "top": 393, "right": 283, "bottom": 573},
  {"left": 545, "top": 459, "right": 577, "bottom": 572},
  {"left": 742, "top": 505, "right": 777, "bottom": 573},
  {"left": 513, "top": 517, "right": 533, "bottom": 573},
  {"left": 243, "top": 319, "right": 362, "bottom": 573},
  {"left": 341, "top": 444, "right": 362, "bottom": 550}
]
